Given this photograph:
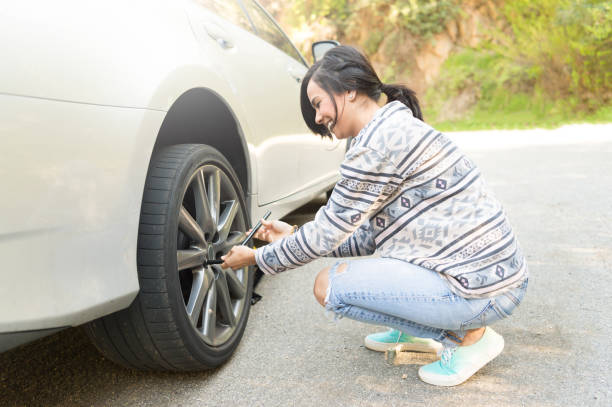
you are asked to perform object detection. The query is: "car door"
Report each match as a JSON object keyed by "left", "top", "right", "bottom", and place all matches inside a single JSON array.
[
  {"left": 187, "top": 0, "right": 343, "bottom": 205},
  {"left": 238, "top": 0, "right": 345, "bottom": 203}
]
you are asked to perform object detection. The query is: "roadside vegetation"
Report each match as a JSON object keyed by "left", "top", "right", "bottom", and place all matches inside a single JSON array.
[{"left": 263, "top": 0, "right": 612, "bottom": 130}]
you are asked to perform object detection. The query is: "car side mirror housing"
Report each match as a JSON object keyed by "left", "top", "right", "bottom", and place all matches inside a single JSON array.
[{"left": 312, "top": 40, "right": 340, "bottom": 62}]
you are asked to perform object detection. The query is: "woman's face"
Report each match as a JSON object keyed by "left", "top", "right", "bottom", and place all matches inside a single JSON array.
[{"left": 306, "top": 79, "right": 351, "bottom": 139}]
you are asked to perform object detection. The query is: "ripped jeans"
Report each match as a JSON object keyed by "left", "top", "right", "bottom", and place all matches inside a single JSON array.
[{"left": 324, "top": 258, "right": 528, "bottom": 348}]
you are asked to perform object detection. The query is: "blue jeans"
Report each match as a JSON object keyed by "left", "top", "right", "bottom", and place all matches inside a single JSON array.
[{"left": 324, "top": 258, "right": 528, "bottom": 348}]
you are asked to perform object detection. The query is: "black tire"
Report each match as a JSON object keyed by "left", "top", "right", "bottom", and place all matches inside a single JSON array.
[{"left": 85, "top": 144, "right": 253, "bottom": 371}]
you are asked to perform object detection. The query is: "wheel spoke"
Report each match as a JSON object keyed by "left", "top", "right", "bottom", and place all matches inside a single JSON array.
[
  {"left": 215, "top": 271, "right": 236, "bottom": 326},
  {"left": 225, "top": 269, "right": 246, "bottom": 299},
  {"left": 217, "top": 200, "right": 239, "bottom": 243},
  {"left": 201, "top": 279, "right": 217, "bottom": 339},
  {"left": 214, "top": 231, "right": 246, "bottom": 253},
  {"left": 177, "top": 249, "right": 206, "bottom": 271},
  {"left": 177, "top": 161, "right": 248, "bottom": 346},
  {"left": 179, "top": 205, "right": 206, "bottom": 245},
  {"left": 194, "top": 169, "right": 215, "bottom": 238},
  {"left": 186, "top": 267, "right": 214, "bottom": 324},
  {"left": 208, "top": 169, "right": 221, "bottom": 228}
]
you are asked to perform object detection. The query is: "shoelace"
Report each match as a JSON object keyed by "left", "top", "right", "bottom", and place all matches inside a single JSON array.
[
  {"left": 385, "top": 328, "right": 403, "bottom": 346},
  {"left": 440, "top": 347, "right": 457, "bottom": 367}
]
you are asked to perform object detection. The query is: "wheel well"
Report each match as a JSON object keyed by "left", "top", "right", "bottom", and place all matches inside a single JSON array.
[{"left": 153, "top": 88, "right": 250, "bottom": 194}]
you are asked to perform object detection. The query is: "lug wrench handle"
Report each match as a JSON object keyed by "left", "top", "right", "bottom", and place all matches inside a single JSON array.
[{"left": 205, "top": 210, "right": 272, "bottom": 266}]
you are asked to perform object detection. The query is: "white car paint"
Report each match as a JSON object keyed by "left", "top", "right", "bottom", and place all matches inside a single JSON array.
[
  {"left": 0, "top": 0, "right": 344, "bottom": 336},
  {"left": 186, "top": 3, "right": 342, "bottom": 204}
]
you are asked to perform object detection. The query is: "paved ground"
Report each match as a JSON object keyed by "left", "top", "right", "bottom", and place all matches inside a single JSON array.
[{"left": 1, "top": 124, "right": 611, "bottom": 406}]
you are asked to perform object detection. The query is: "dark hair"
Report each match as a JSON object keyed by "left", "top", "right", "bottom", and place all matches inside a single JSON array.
[{"left": 300, "top": 45, "right": 423, "bottom": 138}]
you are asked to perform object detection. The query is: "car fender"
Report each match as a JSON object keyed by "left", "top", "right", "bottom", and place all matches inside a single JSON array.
[{"left": 0, "top": 0, "right": 260, "bottom": 332}]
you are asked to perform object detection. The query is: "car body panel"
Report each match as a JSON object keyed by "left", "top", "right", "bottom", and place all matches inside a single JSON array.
[
  {"left": 0, "top": 94, "right": 165, "bottom": 331},
  {"left": 0, "top": 0, "right": 196, "bottom": 109},
  {"left": 0, "top": 0, "right": 344, "bottom": 342},
  {"left": 186, "top": 3, "right": 343, "bottom": 205}
]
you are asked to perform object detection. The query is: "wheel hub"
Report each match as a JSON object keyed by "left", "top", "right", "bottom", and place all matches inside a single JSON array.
[
  {"left": 176, "top": 163, "right": 249, "bottom": 347},
  {"left": 207, "top": 245, "right": 215, "bottom": 263}
]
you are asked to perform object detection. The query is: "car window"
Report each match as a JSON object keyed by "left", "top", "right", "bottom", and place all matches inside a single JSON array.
[
  {"left": 241, "top": 0, "right": 304, "bottom": 64},
  {"left": 195, "top": 0, "right": 254, "bottom": 33}
]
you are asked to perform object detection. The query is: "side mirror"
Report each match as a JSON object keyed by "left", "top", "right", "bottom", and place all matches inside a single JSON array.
[{"left": 312, "top": 40, "right": 340, "bottom": 62}]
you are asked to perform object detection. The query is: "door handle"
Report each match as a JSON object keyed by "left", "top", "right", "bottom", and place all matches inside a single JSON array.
[
  {"left": 287, "top": 66, "right": 303, "bottom": 83},
  {"left": 204, "top": 23, "right": 234, "bottom": 49}
]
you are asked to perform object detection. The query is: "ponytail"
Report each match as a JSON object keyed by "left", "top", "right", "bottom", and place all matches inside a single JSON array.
[{"left": 381, "top": 84, "right": 423, "bottom": 121}]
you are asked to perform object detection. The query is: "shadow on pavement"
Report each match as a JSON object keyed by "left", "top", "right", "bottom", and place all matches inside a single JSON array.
[
  {"left": 0, "top": 196, "right": 326, "bottom": 407},
  {"left": 0, "top": 327, "right": 219, "bottom": 406}
]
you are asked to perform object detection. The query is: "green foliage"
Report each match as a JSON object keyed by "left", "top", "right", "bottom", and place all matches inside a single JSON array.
[
  {"left": 492, "top": 0, "right": 612, "bottom": 106},
  {"left": 276, "top": 0, "right": 612, "bottom": 128},
  {"left": 381, "top": 60, "right": 399, "bottom": 83},
  {"left": 289, "top": 0, "right": 459, "bottom": 44},
  {"left": 425, "top": 0, "right": 612, "bottom": 128},
  {"left": 391, "top": 0, "right": 460, "bottom": 39},
  {"left": 287, "top": 0, "right": 351, "bottom": 31},
  {"left": 433, "top": 102, "right": 612, "bottom": 131},
  {"left": 364, "top": 30, "right": 385, "bottom": 55}
]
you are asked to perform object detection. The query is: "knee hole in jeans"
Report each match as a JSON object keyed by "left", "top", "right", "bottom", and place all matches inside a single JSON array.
[
  {"left": 314, "top": 268, "right": 329, "bottom": 306},
  {"left": 315, "top": 263, "right": 348, "bottom": 306},
  {"left": 322, "top": 261, "right": 350, "bottom": 308},
  {"left": 335, "top": 263, "right": 348, "bottom": 274}
]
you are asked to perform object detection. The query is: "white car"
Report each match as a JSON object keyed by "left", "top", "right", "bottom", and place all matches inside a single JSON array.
[{"left": 0, "top": 0, "right": 344, "bottom": 370}]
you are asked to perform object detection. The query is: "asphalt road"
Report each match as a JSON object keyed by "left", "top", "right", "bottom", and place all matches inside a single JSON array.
[{"left": 1, "top": 124, "right": 611, "bottom": 406}]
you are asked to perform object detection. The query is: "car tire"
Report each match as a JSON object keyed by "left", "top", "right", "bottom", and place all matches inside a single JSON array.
[{"left": 85, "top": 144, "right": 253, "bottom": 371}]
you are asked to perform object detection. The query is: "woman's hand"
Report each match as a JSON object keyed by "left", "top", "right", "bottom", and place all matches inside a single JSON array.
[
  {"left": 249, "top": 219, "right": 294, "bottom": 243},
  {"left": 221, "top": 218, "right": 295, "bottom": 270},
  {"left": 220, "top": 245, "right": 256, "bottom": 271}
]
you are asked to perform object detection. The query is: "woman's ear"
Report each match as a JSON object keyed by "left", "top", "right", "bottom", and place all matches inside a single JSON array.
[{"left": 347, "top": 90, "right": 356, "bottom": 101}]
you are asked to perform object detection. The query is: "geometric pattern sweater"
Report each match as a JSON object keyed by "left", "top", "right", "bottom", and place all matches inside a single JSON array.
[{"left": 255, "top": 101, "right": 528, "bottom": 298}]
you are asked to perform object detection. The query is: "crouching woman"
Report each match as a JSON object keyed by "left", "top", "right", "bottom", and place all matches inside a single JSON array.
[{"left": 222, "top": 45, "right": 528, "bottom": 386}]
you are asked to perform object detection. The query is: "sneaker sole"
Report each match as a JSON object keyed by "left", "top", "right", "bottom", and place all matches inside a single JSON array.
[
  {"left": 418, "top": 336, "right": 505, "bottom": 386},
  {"left": 364, "top": 337, "right": 442, "bottom": 353}
]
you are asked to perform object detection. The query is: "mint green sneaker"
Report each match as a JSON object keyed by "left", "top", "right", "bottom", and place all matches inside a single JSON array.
[
  {"left": 364, "top": 329, "right": 442, "bottom": 353},
  {"left": 418, "top": 327, "right": 505, "bottom": 386}
]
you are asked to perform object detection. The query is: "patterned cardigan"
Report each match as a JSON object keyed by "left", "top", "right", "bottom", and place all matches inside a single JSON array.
[{"left": 255, "top": 101, "right": 528, "bottom": 298}]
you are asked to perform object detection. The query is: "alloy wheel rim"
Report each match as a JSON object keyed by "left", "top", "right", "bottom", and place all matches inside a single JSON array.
[{"left": 176, "top": 164, "right": 248, "bottom": 346}]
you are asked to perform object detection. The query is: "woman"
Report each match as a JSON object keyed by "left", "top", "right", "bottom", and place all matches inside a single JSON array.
[{"left": 221, "top": 45, "right": 528, "bottom": 386}]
